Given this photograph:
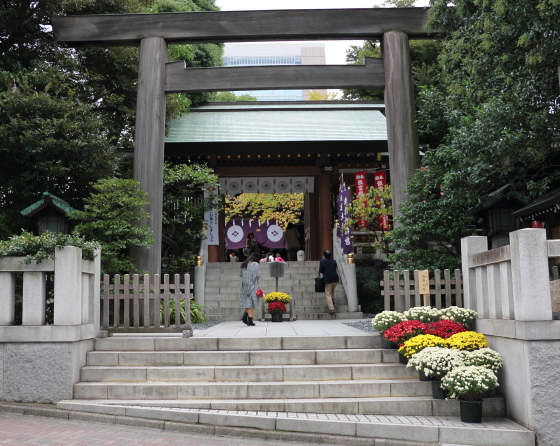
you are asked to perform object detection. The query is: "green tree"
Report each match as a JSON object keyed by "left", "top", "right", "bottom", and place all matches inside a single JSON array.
[
  {"left": 214, "top": 92, "right": 258, "bottom": 102},
  {"left": 389, "top": 0, "right": 560, "bottom": 271},
  {"left": 0, "top": 0, "right": 224, "bottom": 239},
  {"left": 162, "top": 163, "right": 221, "bottom": 274},
  {"left": 70, "top": 178, "right": 154, "bottom": 274}
]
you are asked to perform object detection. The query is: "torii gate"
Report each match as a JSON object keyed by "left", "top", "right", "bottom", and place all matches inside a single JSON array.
[{"left": 53, "top": 8, "right": 435, "bottom": 274}]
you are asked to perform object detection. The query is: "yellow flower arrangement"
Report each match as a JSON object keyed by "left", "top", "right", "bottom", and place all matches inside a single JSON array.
[
  {"left": 446, "top": 331, "right": 489, "bottom": 351},
  {"left": 399, "top": 334, "right": 448, "bottom": 359},
  {"left": 264, "top": 292, "right": 292, "bottom": 303}
]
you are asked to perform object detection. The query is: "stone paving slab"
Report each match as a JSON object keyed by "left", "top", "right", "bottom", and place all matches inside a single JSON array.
[{"left": 52, "top": 401, "right": 535, "bottom": 446}]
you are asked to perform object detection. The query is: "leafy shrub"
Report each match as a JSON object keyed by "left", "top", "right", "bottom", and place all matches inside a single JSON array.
[{"left": 0, "top": 231, "right": 97, "bottom": 263}]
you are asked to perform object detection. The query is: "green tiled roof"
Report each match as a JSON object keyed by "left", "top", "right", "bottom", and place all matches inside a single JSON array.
[{"left": 165, "top": 102, "right": 387, "bottom": 143}]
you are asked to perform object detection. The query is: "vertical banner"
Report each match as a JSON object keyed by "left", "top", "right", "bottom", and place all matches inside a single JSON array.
[
  {"left": 341, "top": 187, "right": 353, "bottom": 255},
  {"left": 354, "top": 170, "right": 368, "bottom": 229},
  {"left": 337, "top": 175, "right": 344, "bottom": 238},
  {"left": 374, "top": 171, "right": 389, "bottom": 231},
  {"left": 204, "top": 184, "right": 220, "bottom": 245}
]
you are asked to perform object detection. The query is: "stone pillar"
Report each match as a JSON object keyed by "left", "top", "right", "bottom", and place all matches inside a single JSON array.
[
  {"left": 318, "top": 173, "right": 332, "bottom": 255},
  {"left": 460, "top": 236, "right": 488, "bottom": 312},
  {"left": 54, "top": 246, "right": 82, "bottom": 325},
  {"left": 0, "top": 272, "right": 16, "bottom": 325},
  {"left": 22, "top": 272, "right": 46, "bottom": 325},
  {"left": 131, "top": 37, "right": 167, "bottom": 275},
  {"left": 509, "top": 229, "right": 552, "bottom": 320},
  {"left": 383, "top": 31, "right": 420, "bottom": 222}
]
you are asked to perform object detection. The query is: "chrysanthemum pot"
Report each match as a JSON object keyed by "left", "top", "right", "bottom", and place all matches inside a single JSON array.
[
  {"left": 459, "top": 399, "right": 483, "bottom": 423},
  {"left": 431, "top": 380, "right": 447, "bottom": 399},
  {"left": 271, "top": 313, "right": 283, "bottom": 322}
]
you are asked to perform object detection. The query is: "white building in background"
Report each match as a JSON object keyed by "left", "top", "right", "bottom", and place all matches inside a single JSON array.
[{"left": 222, "top": 42, "right": 327, "bottom": 101}]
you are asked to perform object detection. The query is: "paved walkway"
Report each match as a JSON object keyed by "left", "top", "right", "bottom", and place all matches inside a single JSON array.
[
  {"left": 0, "top": 412, "right": 334, "bottom": 446},
  {"left": 111, "top": 320, "right": 372, "bottom": 339}
]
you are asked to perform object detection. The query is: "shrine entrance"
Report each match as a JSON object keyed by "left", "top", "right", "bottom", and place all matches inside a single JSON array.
[
  {"left": 163, "top": 101, "right": 390, "bottom": 261},
  {"left": 53, "top": 8, "right": 433, "bottom": 273}
]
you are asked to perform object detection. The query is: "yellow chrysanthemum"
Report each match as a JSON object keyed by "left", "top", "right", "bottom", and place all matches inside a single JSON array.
[
  {"left": 399, "top": 334, "right": 448, "bottom": 359},
  {"left": 446, "top": 331, "right": 488, "bottom": 351},
  {"left": 264, "top": 292, "right": 292, "bottom": 303}
]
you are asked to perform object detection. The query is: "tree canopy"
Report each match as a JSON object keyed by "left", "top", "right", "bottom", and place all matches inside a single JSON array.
[
  {"left": 0, "top": 0, "right": 223, "bottom": 240},
  {"left": 388, "top": 0, "right": 560, "bottom": 271},
  {"left": 225, "top": 194, "right": 304, "bottom": 230}
]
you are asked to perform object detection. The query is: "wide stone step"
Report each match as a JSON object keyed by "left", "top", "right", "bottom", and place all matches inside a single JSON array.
[
  {"left": 73, "top": 379, "right": 432, "bottom": 400},
  {"left": 92, "top": 335, "right": 380, "bottom": 352},
  {"left": 80, "top": 363, "right": 416, "bottom": 383},
  {"left": 294, "top": 312, "right": 364, "bottom": 320},
  {"left": 57, "top": 400, "right": 527, "bottom": 446},
  {"left": 87, "top": 347, "right": 392, "bottom": 366}
]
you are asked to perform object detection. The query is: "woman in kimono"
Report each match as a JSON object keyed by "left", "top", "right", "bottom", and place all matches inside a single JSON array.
[{"left": 239, "top": 253, "right": 261, "bottom": 326}]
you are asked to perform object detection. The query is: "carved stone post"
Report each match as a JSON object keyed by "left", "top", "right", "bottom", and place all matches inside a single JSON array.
[
  {"left": 383, "top": 31, "right": 420, "bottom": 223},
  {"left": 131, "top": 37, "right": 167, "bottom": 275}
]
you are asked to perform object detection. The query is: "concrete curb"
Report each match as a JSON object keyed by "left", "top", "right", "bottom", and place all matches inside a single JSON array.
[{"left": 0, "top": 402, "right": 437, "bottom": 446}]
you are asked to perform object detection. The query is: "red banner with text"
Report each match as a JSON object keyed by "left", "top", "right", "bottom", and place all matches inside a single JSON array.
[
  {"left": 374, "top": 171, "right": 389, "bottom": 230},
  {"left": 354, "top": 170, "right": 368, "bottom": 229}
]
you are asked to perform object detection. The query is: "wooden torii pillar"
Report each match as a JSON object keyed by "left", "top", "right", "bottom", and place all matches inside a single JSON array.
[{"left": 52, "top": 8, "right": 434, "bottom": 274}]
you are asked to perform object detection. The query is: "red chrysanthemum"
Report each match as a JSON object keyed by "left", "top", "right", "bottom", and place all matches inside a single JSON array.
[
  {"left": 427, "top": 320, "right": 466, "bottom": 339},
  {"left": 267, "top": 302, "right": 287, "bottom": 314},
  {"left": 382, "top": 320, "right": 429, "bottom": 346}
]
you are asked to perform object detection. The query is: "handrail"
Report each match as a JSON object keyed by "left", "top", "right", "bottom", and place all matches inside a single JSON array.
[{"left": 332, "top": 228, "right": 359, "bottom": 313}]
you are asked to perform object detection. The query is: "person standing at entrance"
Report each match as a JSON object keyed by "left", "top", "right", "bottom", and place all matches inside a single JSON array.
[
  {"left": 284, "top": 223, "right": 301, "bottom": 261},
  {"left": 245, "top": 232, "right": 259, "bottom": 258},
  {"left": 239, "top": 253, "right": 261, "bottom": 326},
  {"left": 319, "top": 250, "right": 339, "bottom": 314}
]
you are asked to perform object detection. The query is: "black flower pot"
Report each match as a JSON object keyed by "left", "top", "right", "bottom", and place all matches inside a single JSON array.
[
  {"left": 459, "top": 399, "right": 483, "bottom": 423},
  {"left": 431, "top": 380, "right": 447, "bottom": 399},
  {"left": 380, "top": 336, "right": 397, "bottom": 349},
  {"left": 419, "top": 370, "right": 432, "bottom": 382},
  {"left": 271, "top": 313, "right": 283, "bottom": 322},
  {"left": 398, "top": 352, "right": 408, "bottom": 365}
]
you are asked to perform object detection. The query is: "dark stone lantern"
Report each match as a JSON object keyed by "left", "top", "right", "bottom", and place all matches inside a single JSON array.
[{"left": 20, "top": 192, "right": 76, "bottom": 235}]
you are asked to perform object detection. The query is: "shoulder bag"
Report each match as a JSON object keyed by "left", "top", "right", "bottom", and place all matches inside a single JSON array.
[{"left": 315, "top": 272, "right": 325, "bottom": 293}]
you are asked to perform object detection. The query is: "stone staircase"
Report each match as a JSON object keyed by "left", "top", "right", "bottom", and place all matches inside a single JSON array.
[
  {"left": 203, "top": 261, "right": 363, "bottom": 321},
  {"left": 57, "top": 333, "right": 536, "bottom": 445}
]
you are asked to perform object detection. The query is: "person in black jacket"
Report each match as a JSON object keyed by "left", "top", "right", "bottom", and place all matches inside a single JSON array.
[{"left": 319, "top": 250, "right": 339, "bottom": 314}]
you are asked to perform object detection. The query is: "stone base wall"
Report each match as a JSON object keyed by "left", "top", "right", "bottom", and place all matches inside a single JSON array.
[
  {"left": 485, "top": 333, "right": 560, "bottom": 446},
  {"left": 0, "top": 339, "right": 93, "bottom": 404}
]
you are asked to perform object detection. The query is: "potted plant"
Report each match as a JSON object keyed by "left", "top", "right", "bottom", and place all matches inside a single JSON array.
[
  {"left": 371, "top": 311, "right": 405, "bottom": 349},
  {"left": 447, "top": 331, "right": 489, "bottom": 351},
  {"left": 407, "top": 347, "right": 465, "bottom": 396},
  {"left": 427, "top": 320, "right": 466, "bottom": 339},
  {"left": 439, "top": 306, "right": 478, "bottom": 329},
  {"left": 267, "top": 301, "right": 287, "bottom": 322},
  {"left": 264, "top": 292, "right": 292, "bottom": 304},
  {"left": 441, "top": 365, "right": 499, "bottom": 423},
  {"left": 383, "top": 320, "right": 429, "bottom": 363},
  {"left": 403, "top": 306, "right": 441, "bottom": 323},
  {"left": 462, "top": 348, "right": 503, "bottom": 373},
  {"left": 399, "top": 334, "right": 448, "bottom": 359}
]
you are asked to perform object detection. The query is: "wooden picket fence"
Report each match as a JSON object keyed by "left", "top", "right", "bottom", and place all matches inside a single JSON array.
[
  {"left": 101, "top": 273, "right": 193, "bottom": 334},
  {"left": 381, "top": 269, "right": 463, "bottom": 312}
]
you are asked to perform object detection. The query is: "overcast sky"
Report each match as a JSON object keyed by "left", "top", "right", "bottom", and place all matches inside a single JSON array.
[{"left": 215, "top": 0, "right": 430, "bottom": 64}]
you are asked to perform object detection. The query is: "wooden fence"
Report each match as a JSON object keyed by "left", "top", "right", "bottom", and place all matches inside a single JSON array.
[
  {"left": 381, "top": 269, "right": 463, "bottom": 312},
  {"left": 101, "top": 273, "right": 193, "bottom": 334}
]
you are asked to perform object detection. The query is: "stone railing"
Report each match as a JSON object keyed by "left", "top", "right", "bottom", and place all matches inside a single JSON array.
[
  {"left": 332, "top": 228, "right": 359, "bottom": 313},
  {"left": 461, "top": 228, "right": 556, "bottom": 323},
  {"left": 0, "top": 246, "right": 101, "bottom": 341},
  {"left": 461, "top": 228, "right": 560, "bottom": 444},
  {"left": 0, "top": 246, "right": 100, "bottom": 404}
]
